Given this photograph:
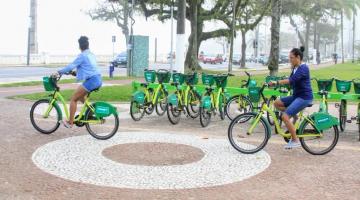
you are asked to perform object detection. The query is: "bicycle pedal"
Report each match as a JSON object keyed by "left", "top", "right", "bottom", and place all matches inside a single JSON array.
[
  {"left": 346, "top": 120, "right": 352, "bottom": 123},
  {"left": 334, "top": 103, "right": 340, "bottom": 108}
]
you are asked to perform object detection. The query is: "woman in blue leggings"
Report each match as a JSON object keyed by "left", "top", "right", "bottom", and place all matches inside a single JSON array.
[{"left": 272, "top": 46, "right": 313, "bottom": 149}]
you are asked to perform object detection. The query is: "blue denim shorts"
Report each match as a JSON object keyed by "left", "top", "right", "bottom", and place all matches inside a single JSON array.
[
  {"left": 280, "top": 96, "right": 312, "bottom": 116},
  {"left": 82, "top": 74, "right": 102, "bottom": 92}
]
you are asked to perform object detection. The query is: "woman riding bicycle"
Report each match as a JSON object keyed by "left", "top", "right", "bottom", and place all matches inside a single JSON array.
[
  {"left": 53, "top": 36, "right": 102, "bottom": 128},
  {"left": 271, "top": 46, "right": 313, "bottom": 149}
]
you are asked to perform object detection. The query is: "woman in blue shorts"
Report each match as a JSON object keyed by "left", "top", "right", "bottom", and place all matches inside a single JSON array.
[
  {"left": 271, "top": 46, "right": 313, "bottom": 149},
  {"left": 54, "top": 36, "right": 102, "bottom": 128}
]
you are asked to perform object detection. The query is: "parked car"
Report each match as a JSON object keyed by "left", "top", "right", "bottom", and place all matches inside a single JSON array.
[
  {"left": 279, "top": 54, "right": 289, "bottom": 64},
  {"left": 259, "top": 56, "right": 269, "bottom": 66},
  {"left": 113, "top": 52, "right": 127, "bottom": 65},
  {"left": 203, "top": 54, "right": 223, "bottom": 64},
  {"left": 232, "top": 54, "right": 241, "bottom": 65}
]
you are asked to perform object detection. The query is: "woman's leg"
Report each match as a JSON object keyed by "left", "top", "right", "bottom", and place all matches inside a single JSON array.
[
  {"left": 282, "top": 113, "right": 297, "bottom": 141},
  {"left": 69, "top": 86, "right": 88, "bottom": 125}
]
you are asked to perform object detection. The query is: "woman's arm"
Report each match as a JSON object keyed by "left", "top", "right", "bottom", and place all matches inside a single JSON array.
[
  {"left": 278, "top": 79, "right": 290, "bottom": 85},
  {"left": 58, "top": 54, "right": 83, "bottom": 75}
]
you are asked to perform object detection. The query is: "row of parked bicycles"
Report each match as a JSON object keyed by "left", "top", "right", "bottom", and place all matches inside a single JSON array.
[{"left": 130, "top": 69, "right": 360, "bottom": 155}]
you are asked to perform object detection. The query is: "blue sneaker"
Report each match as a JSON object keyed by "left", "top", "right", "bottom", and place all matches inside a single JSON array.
[{"left": 284, "top": 139, "right": 301, "bottom": 149}]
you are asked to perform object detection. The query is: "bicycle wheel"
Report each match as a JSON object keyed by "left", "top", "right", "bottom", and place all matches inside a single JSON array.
[
  {"left": 299, "top": 120, "right": 339, "bottom": 155},
  {"left": 199, "top": 107, "right": 212, "bottom": 127},
  {"left": 219, "top": 93, "right": 226, "bottom": 120},
  {"left": 339, "top": 100, "right": 347, "bottom": 132},
  {"left": 85, "top": 106, "right": 119, "bottom": 140},
  {"left": 228, "top": 112, "right": 270, "bottom": 154},
  {"left": 130, "top": 101, "right": 145, "bottom": 121},
  {"left": 155, "top": 89, "right": 167, "bottom": 116},
  {"left": 186, "top": 90, "right": 201, "bottom": 118},
  {"left": 266, "top": 96, "right": 278, "bottom": 126},
  {"left": 166, "top": 104, "right": 181, "bottom": 125},
  {"left": 225, "top": 95, "right": 253, "bottom": 121},
  {"left": 30, "top": 99, "right": 61, "bottom": 134}
]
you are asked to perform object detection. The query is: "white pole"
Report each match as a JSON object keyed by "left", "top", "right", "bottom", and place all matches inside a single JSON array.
[{"left": 170, "top": 2, "right": 174, "bottom": 72}]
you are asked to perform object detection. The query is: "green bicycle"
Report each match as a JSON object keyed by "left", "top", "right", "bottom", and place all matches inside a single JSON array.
[
  {"left": 352, "top": 79, "right": 360, "bottom": 140},
  {"left": 166, "top": 72, "right": 201, "bottom": 124},
  {"left": 228, "top": 83, "right": 339, "bottom": 155},
  {"left": 334, "top": 78, "right": 353, "bottom": 132},
  {"left": 130, "top": 69, "right": 170, "bottom": 121},
  {"left": 199, "top": 73, "right": 232, "bottom": 127},
  {"left": 30, "top": 73, "right": 119, "bottom": 140},
  {"left": 225, "top": 71, "right": 256, "bottom": 121}
]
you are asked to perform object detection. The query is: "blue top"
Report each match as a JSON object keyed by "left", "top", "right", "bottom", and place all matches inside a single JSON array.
[
  {"left": 289, "top": 63, "right": 313, "bottom": 100},
  {"left": 58, "top": 50, "right": 101, "bottom": 81}
]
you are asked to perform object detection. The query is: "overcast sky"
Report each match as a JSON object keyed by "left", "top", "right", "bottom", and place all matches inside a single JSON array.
[{"left": 0, "top": 0, "right": 358, "bottom": 56}]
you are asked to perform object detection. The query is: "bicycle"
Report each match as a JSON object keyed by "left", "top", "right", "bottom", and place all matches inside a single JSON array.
[
  {"left": 130, "top": 69, "right": 170, "bottom": 121},
  {"left": 333, "top": 78, "right": 352, "bottom": 132},
  {"left": 166, "top": 72, "right": 201, "bottom": 124},
  {"left": 30, "top": 72, "right": 119, "bottom": 140},
  {"left": 199, "top": 73, "right": 232, "bottom": 127},
  {"left": 353, "top": 79, "right": 360, "bottom": 140},
  {"left": 228, "top": 83, "right": 339, "bottom": 155},
  {"left": 312, "top": 78, "right": 334, "bottom": 113},
  {"left": 225, "top": 71, "right": 256, "bottom": 121}
]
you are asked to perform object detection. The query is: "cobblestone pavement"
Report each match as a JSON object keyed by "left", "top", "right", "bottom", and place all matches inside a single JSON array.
[{"left": 0, "top": 98, "right": 359, "bottom": 199}]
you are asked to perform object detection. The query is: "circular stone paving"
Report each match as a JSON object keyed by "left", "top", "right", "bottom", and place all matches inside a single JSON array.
[{"left": 32, "top": 132, "right": 271, "bottom": 189}]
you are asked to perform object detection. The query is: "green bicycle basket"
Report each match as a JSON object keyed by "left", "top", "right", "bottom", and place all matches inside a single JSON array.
[
  {"left": 354, "top": 81, "right": 360, "bottom": 94},
  {"left": 201, "top": 73, "right": 215, "bottom": 86},
  {"left": 42, "top": 76, "right": 56, "bottom": 91},
  {"left": 144, "top": 70, "right": 156, "bottom": 83},
  {"left": 214, "top": 75, "right": 228, "bottom": 88},
  {"left": 156, "top": 71, "right": 171, "bottom": 83},
  {"left": 248, "top": 86, "right": 261, "bottom": 103},
  {"left": 316, "top": 79, "right": 333, "bottom": 92},
  {"left": 184, "top": 73, "right": 198, "bottom": 85},
  {"left": 335, "top": 79, "right": 352, "bottom": 93},
  {"left": 172, "top": 73, "right": 185, "bottom": 84}
]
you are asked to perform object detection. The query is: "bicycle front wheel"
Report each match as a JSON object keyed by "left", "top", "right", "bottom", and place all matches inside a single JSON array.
[
  {"left": 228, "top": 112, "right": 270, "bottom": 154},
  {"left": 166, "top": 104, "right": 181, "bottom": 124},
  {"left": 339, "top": 100, "right": 347, "bottom": 132},
  {"left": 85, "top": 108, "right": 119, "bottom": 140},
  {"left": 30, "top": 99, "right": 61, "bottom": 134},
  {"left": 130, "top": 101, "right": 145, "bottom": 121},
  {"left": 299, "top": 120, "right": 339, "bottom": 155},
  {"left": 199, "top": 107, "right": 212, "bottom": 127},
  {"left": 155, "top": 89, "right": 167, "bottom": 116}
]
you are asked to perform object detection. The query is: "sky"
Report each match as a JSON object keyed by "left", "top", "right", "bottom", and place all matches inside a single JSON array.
[{"left": 0, "top": 0, "right": 358, "bottom": 57}]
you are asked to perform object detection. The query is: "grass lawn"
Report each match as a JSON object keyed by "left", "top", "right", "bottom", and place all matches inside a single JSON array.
[
  {"left": 0, "top": 76, "right": 132, "bottom": 88},
  {"left": 12, "top": 63, "right": 360, "bottom": 102}
]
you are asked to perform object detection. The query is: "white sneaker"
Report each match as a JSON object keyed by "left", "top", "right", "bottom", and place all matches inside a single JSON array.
[
  {"left": 61, "top": 120, "right": 73, "bottom": 128},
  {"left": 284, "top": 139, "right": 301, "bottom": 149}
]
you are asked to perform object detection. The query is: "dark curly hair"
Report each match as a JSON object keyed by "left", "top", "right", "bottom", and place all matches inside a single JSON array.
[{"left": 290, "top": 46, "right": 305, "bottom": 61}]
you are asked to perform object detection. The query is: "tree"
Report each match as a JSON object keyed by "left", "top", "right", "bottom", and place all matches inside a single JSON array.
[
  {"left": 236, "top": 0, "right": 271, "bottom": 68},
  {"left": 88, "top": 0, "right": 130, "bottom": 44},
  {"left": 268, "top": 0, "right": 281, "bottom": 76}
]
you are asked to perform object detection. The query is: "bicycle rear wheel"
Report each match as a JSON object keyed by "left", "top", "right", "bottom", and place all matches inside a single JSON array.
[
  {"left": 228, "top": 112, "right": 270, "bottom": 154},
  {"left": 85, "top": 107, "right": 119, "bottom": 140},
  {"left": 225, "top": 95, "right": 253, "bottom": 121},
  {"left": 30, "top": 99, "right": 61, "bottom": 134},
  {"left": 299, "top": 120, "right": 339, "bottom": 155}
]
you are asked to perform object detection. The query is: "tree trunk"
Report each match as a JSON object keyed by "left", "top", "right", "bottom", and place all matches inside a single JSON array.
[
  {"left": 289, "top": 16, "right": 305, "bottom": 46},
  {"left": 268, "top": 0, "right": 281, "bottom": 76},
  {"left": 341, "top": 9, "right": 344, "bottom": 64},
  {"left": 240, "top": 30, "right": 247, "bottom": 68},
  {"left": 184, "top": 0, "right": 201, "bottom": 71},
  {"left": 304, "top": 19, "right": 310, "bottom": 62}
]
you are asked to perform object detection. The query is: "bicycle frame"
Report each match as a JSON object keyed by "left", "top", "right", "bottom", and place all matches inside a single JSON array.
[
  {"left": 247, "top": 101, "right": 322, "bottom": 139},
  {"left": 208, "top": 87, "right": 225, "bottom": 110},
  {"left": 44, "top": 91, "right": 98, "bottom": 124}
]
